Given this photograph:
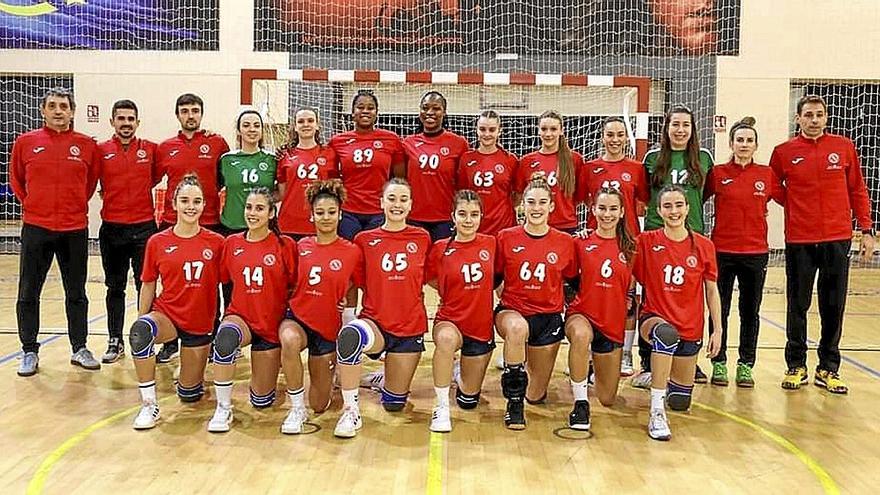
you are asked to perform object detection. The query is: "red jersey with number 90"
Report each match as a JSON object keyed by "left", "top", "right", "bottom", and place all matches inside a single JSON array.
[
  {"left": 403, "top": 130, "right": 469, "bottom": 222},
  {"left": 355, "top": 226, "right": 431, "bottom": 337},
  {"left": 277, "top": 145, "right": 339, "bottom": 235},
  {"left": 632, "top": 229, "right": 718, "bottom": 341},
  {"left": 330, "top": 129, "right": 404, "bottom": 215},
  {"left": 515, "top": 150, "right": 585, "bottom": 230},
  {"left": 457, "top": 149, "right": 519, "bottom": 236},
  {"left": 141, "top": 228, "right": 225, "bottom": 334}
]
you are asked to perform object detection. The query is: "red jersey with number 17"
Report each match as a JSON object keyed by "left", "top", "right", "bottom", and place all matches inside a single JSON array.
[
  {"left": 355, "top": 226, "right": 432, "bottom": 337},
  {"left": 515, "top": 150, "right": 585, "bottom": 230},
  {"left": 289, "top": 237, "right": 364, "bottom": 342},
  {"left": 277, "top": 145, "right": 340, "bottom": 235},
  {"left": 427, "top": 234, "right": 496, "bottom": 343},
  {"left": 457, "top": 149, "right": 519, "bottom": 236},
  {"left": 330, "top": 129, "right": 404, "bottom": 215},
  {"left": 141, "top": 228, "right": 225, "bottom": 334},
  {"left": 632, "top": 229, "right": 717, "bottom": 341},
  {"left": 496, "top": 226, "right": 577, "bottom": 315},
  {"left": 403, "top": 130, "right": 469, "bottom": 222},
  {"left": 581, "top": 157, "right": 649, "bottom": 235}
]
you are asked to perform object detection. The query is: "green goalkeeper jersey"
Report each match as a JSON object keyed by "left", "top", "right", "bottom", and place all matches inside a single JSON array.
[
  {"left": 643, "top": 148, "right": 714, "bottom": 233},
  {"left": 219, "top": 149, "right": 277, "bottom": 230}
]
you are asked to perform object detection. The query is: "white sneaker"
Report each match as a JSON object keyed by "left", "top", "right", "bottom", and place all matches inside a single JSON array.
[
  {"left": 281, "top": 407, "right": 309, "bottom": 435},
  {"left": 494, "top": 352, "right": 504, "bottom": 370},
  {"left": 334, "top": 406, "right": 362, "bottom": 438},
  {"left": 452, "top": 360, "right": 462, "bottom": 388},
  {"left": 133, "top": 402, "right": 160, "bottom": 430},
  {"left": 620, "top": 351, "right": 635, "bottom": 377},
  {"left": 207, "top": 404, "right": 233, "bottom": 433},
  {"left": 648, "top": 408, "right": 672, "bottom": 441},
  {"left": 631, "top": 370, "right": 652, "bottom": 389},
  {"left": 430, "top": 405, "right": 452, "bottom": 433},
  {"left": 360, "top": 370, "right": 385, "bottom": 391}
]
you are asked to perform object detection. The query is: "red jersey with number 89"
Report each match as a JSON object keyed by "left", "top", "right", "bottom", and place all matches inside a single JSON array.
[
  {"left": 277, "top": 145, "right": 339, "bottom": 235},
  {"left": 457, "top": 149, "right": 519, "bottom": 236},
  {"left": 330, "top": 129, "right": 404, "bottom": 215},
  {"left": 632, "top": 229, "right": 717, "bottom": 341},
  {"left": 403, "top": 130, "right": 469, "bottom": 222},
  {"left": 496, "top": 226, "right": 577, "bottom": 316},
  {"left": 515, "top": 151, "right": 585, "bottom": 230},
  {"left": 427, "top": 234, "right": 496, "bottom": 343},
  {"left": 141, "top": 228, "right": 225, "bottom": 334},
  {"left": 355, "top": 226, "right": 431, "bottom": 337}
]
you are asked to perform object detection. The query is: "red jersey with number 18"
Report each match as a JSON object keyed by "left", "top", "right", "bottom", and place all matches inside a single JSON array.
[
  {"left": 355, "top": 226, "right": 431, "bottom": 337},
  {"left": 330, "top": 129, "right": 404, "bottom": 215},
  {"left": 141, "top": 228, "right": 225, "bottom": 334},
  {"left": 632, "top": 229, "right": 717, "bottom": 341},
  {"left": 277, "top": 145, "right": 339, "bottom": 235},
  {"left": 457, "top": 149, "right": 519, "bottom": 236}
]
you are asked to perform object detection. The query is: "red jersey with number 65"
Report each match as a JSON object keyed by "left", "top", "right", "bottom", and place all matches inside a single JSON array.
[
  {"left": 277, "top": 145, "right": 339, "bottom": 235},
  {"left": 289, "top": 237, "right": 364, "bottom": 342},
  {"left": 427, "top": 234, "right": 496, "bottom": 343},
  {"left": 457, "top": 149, "right": 519, "bottom": 236},
  {"left": 141, "top": 228, "right": 225, "bottom": 334},
  {"left": 355, "top": 226, "right": 431, "bottom": 337},
  {"left": 221, "top": 233, "right": 298, "bottom": 343},
  {"left": 515, "top": 150, "right": 585, "bottom": 230},
  {"left": 330, "top": 129, "right": 404, "bottom": 215},
  {"left": 403, "top": 130, "right": 469, "bottom": 222},
  {"left": 632, "top": 229, "right": 717, "bottom": 342},
  {"left": 567, "top": 233, "right": 633, "bottom": 343},
  {"left": 496, "top": 226, "right": 577, "bottom": 316},
  {"left": 581, "top": 157, "right": 649, "bottom": 235}
]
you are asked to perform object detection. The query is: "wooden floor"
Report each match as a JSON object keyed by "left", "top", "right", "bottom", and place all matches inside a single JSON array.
[{"left": 1, "top": 255, "right": 878, "bottom": 494}]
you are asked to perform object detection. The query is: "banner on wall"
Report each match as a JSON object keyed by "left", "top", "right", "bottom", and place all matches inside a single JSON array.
[{"left": 0, "top": 0, "right": 219, "bottom": 50}]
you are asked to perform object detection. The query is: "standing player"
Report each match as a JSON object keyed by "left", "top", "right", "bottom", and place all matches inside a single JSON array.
[
  {"left": 128, "top": 176, "right": 224, "bottom": 429},
  {"left": 11, "top": 88, "right": 101, "bottom": 376},
  {"left": 277, "top": 108, "right": 339, "bottom": 240},
  {"left": 515, "top": 110, "right": 585, "bottom": 234},
  {"left": 332, "top": 178, "right": 431, "bottom": 438},
  {"left": 403, "top": 91, "right": 469, "bottom": 242},
  {"left": 457, "top": 110, "right": 519, "bottom": 236},
  {"left": 426, "top": 190, "right": 496, "bottom": 432},
  {"left": 770, "top": 95, "right": 874, "bottom": 393},
  {"left": 279, "top": 179, "right": 362, "bottom": 434},
  {"left": 632, "top": 184, "right": 722, "bottom": 440},
  {"left": 565, "top": 187, "right": 636, "bottom": 430},
  {"left": 96, "top": 99, "right": 160, "bottom": 364},
  {"left": 207, "top": 188, "right": 297, "bottom": 433},
  {"left": 495, "top": 174, "right": 578, "bottom": 429}
]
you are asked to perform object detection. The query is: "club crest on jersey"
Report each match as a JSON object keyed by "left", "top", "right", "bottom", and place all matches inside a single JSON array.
[
  {"left": 621, "top": 172, "right": 632, "bottom": 182},
  {"left": 373, "top": 140, "right": 383, "bottom": 149},
  {"left": 259, "top": 162, "right": 269, "bottom": 171},
  {"left": 440, "top": 147, "right": 450, "bottom": 156},
  {"left": 479, "top": 249, "right": 491, "bottom": 261},
  {"left": 494, "top": 163, "right": 505, "bottom": 174},
  {"left": 137, "top": 149, "right": 147, "bottom": 159},
  {"left": 512, "top": 246, "right": 525, "bottom": 253},
  {"left": 317, "top": 156, "right": 327, "bottom": 166},
  {"left": 202, "top": 249, "right": 214, "bottom": 260},
  {"left": 199, "top": 144, "right": 210, "bottom": 154},
  {"left": 546, "top": 252, "right": 558, "bottom": 264},
  {"left": 619, "top": 252, "right": 628, "bottom": 263},
  {"left": 828, "top": 152, "right": 840, "bottom": 164},
  {"left": 406, "top": 242, "right": 419, "bottom": 254},
  {"left": 754, "top": 181, "right": 765, "bottom": 192},
  {"left": 329, "top": 259, "right": 343, "bottom": 271},
  {"left": 263, "top": 254, "right": 276, "bottom": 266},
  {"left": 686, "top": 255, "right": 698, "bottom": 268},
  {"left": 69, "top": 145, "right": 81, "bottom": 156},
  {"left": 584, "top": 244, "right": 599, "bottom": 252}
]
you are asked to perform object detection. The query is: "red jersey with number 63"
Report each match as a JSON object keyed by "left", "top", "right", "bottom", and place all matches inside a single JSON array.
[
  {"left": 141, "top": 228, "right": 225, "bottom": 334},
  {"left": 496, "top": 226, "right": 577, "bottom": 315},
  {"left": 427, "top": 234, "right": 496, "bottom": 343},
  {"left": 457, "top": 149, "right": 519, "bottom": 236},
  {"left": 403, "top": 130, "right": 469, "bottom": 222},
  {"left": 515, "top": 150, "right": 585, "bottom": 230},
  {"left": 289, "top": 237, "right": 364, "bottom": 342},
  {"left": 632, "top": 229, "right": 717, "bottom": 341},
  {"left": 220, "top": 234, "right": 298, "bottom": 343},
  {"left": 567, "top": 233, "right": 632, "bottom": 343},
  {"left": 581, "top": 157, "right": 649, "bottom": 235},
  {"left": 355, "top": 226, "right": 431, "bottom": 337},
  {"left": 277, "top": 145, "right": 339, "bottom": 235},
  {"left": 330, "top": 129, "right": 404, "bottom": 215}
]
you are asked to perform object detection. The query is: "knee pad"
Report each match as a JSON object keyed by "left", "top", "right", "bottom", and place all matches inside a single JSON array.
[
  {"left": 455, "top": 388, "right": 481, "bottom": 410},
  {"left": 381, "top": 387, "right": 409, "bottom": 411},
  {"left": 501, "top": 364, "right": 528, "bottom": 401},
  {"left": 177, "top": 381, "right": 204, "bottom": 402},
  {"left": 651, "top": 322, "right": 680, "bottom": 356},
  {"left": 666, "top": 380, "right": 694, "bottom": 411},
  {"left": 250, "top": 388, "right": 277, "bottom": 408},
  {"left": 129, "top": 317, "right": 158, "bottom": 359},
  {"left": 213, "top": 323, "right": 243, "bottom": 365},
  {"left": 336, "top": 319, "right": 376, "bottom": 366}
]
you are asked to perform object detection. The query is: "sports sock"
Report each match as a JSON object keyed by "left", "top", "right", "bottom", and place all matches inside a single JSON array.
[
  {"left": 650, "top": 388, "right": 666, "bottom": 411},
  {"left": 623, "top": 330, "right": 636, "bottom": 352},
  {"left": 287, "top": 387, "right": 305, "bottom": 409},
  {"left": 342, "top": 388, "right": 359, "bottom": 408},
  {"left": 571, "top": 378, "right": 589, "bottom": 401},
  {"left": 214, "top": 380, "right": 233, "bottom": 408},
  {"left": 139, "top": 381, "right": 157, "bottom": 404},
  {"left": 435, "top": 386, "right": 450, "bottom": 407}
]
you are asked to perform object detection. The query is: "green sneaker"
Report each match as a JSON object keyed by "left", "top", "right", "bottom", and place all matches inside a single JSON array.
[
  {"left": 711, "top": 362, "right": 728, "bottom": 386},
  {"left": 736, "top": 363, "right": 755, "bottom": 388}
]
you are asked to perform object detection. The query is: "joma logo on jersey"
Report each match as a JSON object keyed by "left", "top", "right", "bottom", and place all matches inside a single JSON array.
[
  {"left": 169, "top": 150, "right": 180, "bottom": 157},
  {"left": 467, "top": 160, "right": 477, "bottom": 167},
  {"left": 299, "top": 250, "right": 312, "bottom": 256},
  {"left": 593, "top": 167, "right": 604, "bottom": 174},
  {"left": 368, "top": 239, "right": 382, "bottom": 247},
  {"left": 791, "top": 157, "right": 804, "bottom": 165},
  {"left": 104, "top": 153, "right": 115, "bottom": 160},
  {"left": 530, "top": 161, "right": 541, "bottom": 168},
  {"left": 512, "top": 246, "right": 525, "bottom": 253},
  {"left": 721, "top": 178, "right": 734, "bottom": 185},
  {"left": 32, "top": 146, "right": 45, "bottom": 154},
  {"left": 444, "top": 248, "right": 457, "bottom": 256},
  {"left": 233, "top": 248, "right": 245, "bottom": 256},
  {"left": 652, "top": 245, "right": 666, "bottom": 252},
  {"left": 165, "top": 245, "right": 178, "bottom": 254},
  {"left": 584, "top": 245, "right": 599, "bottom": 252}
]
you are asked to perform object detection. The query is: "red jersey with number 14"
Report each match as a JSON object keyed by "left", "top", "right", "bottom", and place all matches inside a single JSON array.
[
  {"left": 330, "top": 129, "right": 404, "bottom": 215},
  {"left": 403, "top": 130, "right": 469, "bottom": 222},
  {"left": 277, "top": 145, "right": 339, "bottom": 235},
  {"left": 141, "top": 228, "right": 225, "bottom": 334},
  {"left": 355, "top": 226, "right": 431, "bottom": 337},
  {"left": 581, "top": 157, "right": 649, "bottom": 235},
  {"left": 515, "top": 150, "right": 585, "bottom": 230},
  {"left": 457, "top": 149, "right": 519, "bottom": 236}
]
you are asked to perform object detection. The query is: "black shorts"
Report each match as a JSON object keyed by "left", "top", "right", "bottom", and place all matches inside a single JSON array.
[
  {"left": 407, "top": 219, "right": 454, "bottom": 243},
  {"left": 461, "top": 335, "right": 496, "bottom": 357},
  {"left": 366, "top": 320, "right": 426, "bottom": 358},
  {"left": 177, "top": 329, "right": 212, "bottom": 348},
  {"left": 495, "top": 305, "right": 564, "bottom": 347},
  {"left": 251, "top": 331, "right": 281, "bottom": 352},
  {"left": 638, "top": 312, "right": 703, "bottom": 357},
  {"left": 283, "top": 309, "right": 336, "bottom": 357},
  {"left": 591, "top": 328, "right": 623, "bottom": 354}
]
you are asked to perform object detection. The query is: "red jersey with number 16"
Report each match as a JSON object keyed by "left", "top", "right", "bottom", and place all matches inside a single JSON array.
[
  {"left": 403, "top": 130, "right": 469, "bottom": 222},
  {"left": 515, "top": 150, "right": 585, "bottom": 230},
  {"left": 457, "top": 149, "right": 519, "bottom": 236},
  {"left": 277, "top": 145, "right": 339, "bottom": 235},
  {"left": 330, "top": 129, "right": 404, "bottom": 215}
]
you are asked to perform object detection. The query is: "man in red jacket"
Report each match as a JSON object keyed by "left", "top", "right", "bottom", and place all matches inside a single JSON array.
[
  {"left": 10, "top": 88, "right": 102, "bottom": 376},
  {"left": 770, "top": 94, "right": 875, "bottom": 394}
]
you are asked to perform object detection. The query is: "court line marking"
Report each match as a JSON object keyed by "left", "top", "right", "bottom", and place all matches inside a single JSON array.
[{"left": 426, "top": 431, "right": 444, "bottom": 495}]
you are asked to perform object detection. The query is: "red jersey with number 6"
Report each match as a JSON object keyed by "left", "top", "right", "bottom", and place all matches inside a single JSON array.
[
  {"left": 457, "top": 149, "right": 519, "bottom": 236},
  {"left": 330, "top": 129, "right": 404, "bottom": 215},
  {"left": 515, "top": 150, "right": 585, "bottom": 230},
  {"left": 277, "top": 145, "right": 339, "bottom": 235}
]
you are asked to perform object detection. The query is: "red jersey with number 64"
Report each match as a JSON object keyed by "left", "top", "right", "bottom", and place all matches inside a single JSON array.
[
  {"left": 457, "top": 149, "right": 519, "bottom": 236},
  {"left": 277, "top": 145, "right": 339, "bottom": 235}
]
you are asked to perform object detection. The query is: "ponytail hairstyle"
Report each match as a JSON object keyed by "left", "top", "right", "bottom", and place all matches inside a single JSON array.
[
  {"left": 657, "top": 183, "right": 696, "bottom": 253},
  {"left": 523, "top": 171, "right": 553, "bottom": 198},
  {"left": 418, "top": 90, "right": 448, "bottom": 133},
  {"left": 235, "top": 107, "right": 265, "bottom": 149},
  {"left": 600, "top": 116, "right": 629, "bottom": 156},
  {"left": 450, "top": 189, "right": 482, "bottom": 246},
  {"left": 173, "top": 173, "right": 203, "bottom": 202},
  {"left": 728, "top": 116, "right": 757, "bottom": 161},
  {"left": 538, "top": 110, "right": 576, "bottom": 197},
  {"left": 475, "top": 109, "right": 503, "bottom": 150},
  {"left": 595, "top": 186, "right": 636, "bottom": 262},
  {"left": 653, "top": 105, "right": 705, "bottom": 189},
  {"left": 305, "top": 178, "right": 346, "bottom": 209},
  {"left": 287, "top": 107, "right": 324, "bottom": 149}
]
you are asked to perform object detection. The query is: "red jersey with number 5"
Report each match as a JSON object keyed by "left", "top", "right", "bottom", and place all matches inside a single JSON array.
[
  {"left": 330, "top": 129, "right": 404, "bottom": 215},
  {"left": 457, "top": 149, "right": 519, "bottom": 236},
  {"left": 515, "top": 150, "right": 585, "bottom": 230},
  {"left": 289, "top": 237, "right": 364, "bottom": 342},
  {"left": 496, "top": 226, "right": 577, "bottom": 315},
  {"left": 277, "top": 145, "right": 339, "bottom": 235},
  {"left": 632, "top": 229, "right": 717, "bottom": 341},
  {"left": 141, "top": 228, "right": 225, "bottom": 334},
  {"left": 581, "top": 157, "right": 649, "bottom": 235},
  {"left": 427, "top": 234, "right": 496, "bottom": 342},
  {"left": 403, "top": 130, "right": 469, "bottom": 222},
  {"left": 355, "top": 226, "right": 431, "bottom": 337}
]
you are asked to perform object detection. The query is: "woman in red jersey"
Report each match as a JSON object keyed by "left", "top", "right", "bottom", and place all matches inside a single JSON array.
[
  {"left": 128, "top": 175, "right": 225, "bottom": 430},
  {"left": 456, "top": 110, "right": 519, "bottom": 236},
  {"left": 277, "top": 108, "right": 340, "bottom": 240},
  {"left": 206, "top": 187, "right": 298, "bottom": 433},
  {"left": 632, "top": 184, "right": 722, "bottom": 441},
  {"left": 495, "top": 174, "right": 577, "bottom": 430},
  {"left": 426, "top": 190, "right": 497, "bottom": 432},
  {"left": 403, "top": 91, "right": 469, "bottom": 242},
  {"left": 332, "top": 178, "right": 432, "bottom": 438},
  {"left": 565, "top": 187, "right": 636, "bottom": 431},
  {"left": 278, "top": 179, "right": 363, "bottom": 435},
  {"left": 515, "top": 110, "right": 585, "bottom": 234}
]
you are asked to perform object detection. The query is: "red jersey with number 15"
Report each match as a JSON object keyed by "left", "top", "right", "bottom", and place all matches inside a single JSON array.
[
  {"left": 403, "top": 130, "right": 469, "bottom": 222},
  {"left": 330, "top": 129, "right": 404, "bottom": 215},
  {"left": 277, "top": 145, "right": 339, "bottom": 235},
  {"left": 355, "top": 226, "right": 431, "bottom": 337},
  {"left": 457, "top": 149, "right": 519, "bottom": 236},
  {"left": 581, "top": 157, "right": 649, "bottom": 235},
  {"left": 515, "top": 150, "right": 585, "bottom": 230},
  {"left": 141, "top": 228, "right": 225, "bottom": 334}
]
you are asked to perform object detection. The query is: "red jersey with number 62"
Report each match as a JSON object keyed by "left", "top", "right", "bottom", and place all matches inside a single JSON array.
[
  {"left": 330, "top": 129, "right": 404, "bottom": 215},
  {"left": 632, "top": 229, "right": 717, "bottom": 341},
  {"left": 496, "top": 226, "right": 577, "bottom": 315},
  {"left": 141, "top": 228, "right": 225, "bottom": 334},
  {"left": 403, "top": 130, "right": 469, "bottom": 222},
  {"left": 515, "top": 150, "right": 585, "bottom": 230},
  {"left": 427, "top": 234, "right": 496, "bottom": 343},
  {"left": 277, "top": 145, "right": 339, "bottom": 235},
  {"left": 355, "top": 226, "right": 431, "bottom": 337},
  {"left": 289, "top": 237, "right": 364, "bottom": 342},
  {"left": 457, "top": 149, "right": 519, "bottom": 236}
]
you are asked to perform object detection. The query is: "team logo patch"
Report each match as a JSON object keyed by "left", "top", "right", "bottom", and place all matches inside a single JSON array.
[
  {"left": 263, "top": 254, "right": 276, "bottom": 266},
  {"left": 317, "top": 157, "right": 327, "bottom": 166},
  {"left": 494, "top": 163, "right": 505, "bottom": 174},
  {"left": 199, "top": 144, "right": 210, "bottom": 154},
  {"left": 619, "top": 252, "right": 628, "bottom": 264},
  {"left": 202, "top": 249, "right": 214, "bottom": 260},
  {"left": 754, "top": 181, "right": 765, "bottom": 192},
  {"left": 621, "top": 172, "right": 632, "bottom": 182},
  {"left": 440, "top": 147, "right": 450, "bottom": 156},
  {"left": 259, "top": 162, "right": 268, "bottom": 171},
  {"left": 137, "top": 149, "right": 147, "bottom": 159},
  {"left": 373, "top": 140, "right": 383, "bottom": 149},
  {"left": 479, "top": 249, "right": 491, "bottom": 262},
  {"left": 828, "top": 152, "right": 840, "bottom": 164},
  {"left": 406, "top": 242, "right": 419, "bottom": 254},
  {"left": 686, "top": 255, "right": 698, "bottom": 268},
  {"left": 329, "top": 259, "right": 342, "bottom": 271},
  {"left": 546, "top": 252, "right": 558, "bottom": 264},
  {"left": 69, "top": 145, "right": 81, "bottom": 156}
]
